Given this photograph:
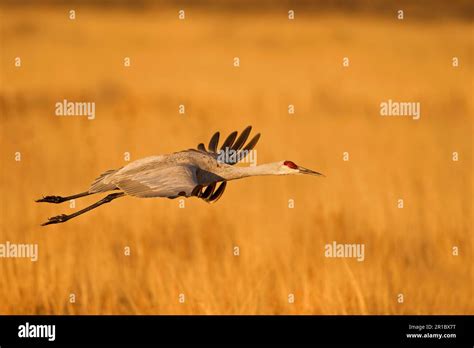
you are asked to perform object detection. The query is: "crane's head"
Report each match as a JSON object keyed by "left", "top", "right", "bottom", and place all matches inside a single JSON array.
[{"left": 278, "top": 160, "right": 325, "bottom": 177}]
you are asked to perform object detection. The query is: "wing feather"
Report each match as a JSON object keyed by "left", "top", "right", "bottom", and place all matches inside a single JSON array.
[
  {"left": 231, "top": 126, "right": 252, "bottom": 151},
  {"left": 220, "top": 131, "right": 238, "bottom": 150},
  {"left": 208, "top": 132, "right": 220, "bottom": 153},
  {"left": 200, "top": 182, "right": 216, "bottom": 199},
  {"left": 209, "top": 182, "right": 227, "bottom": 203},
  {"left": 197, "top": 126, "right": 260, "bottom": 166},
  {"left": 115, "top": 165, "right": 198, "bottom": 198},
  {"left": 234, "top": 133, "right": 261, "bottom": 164}
]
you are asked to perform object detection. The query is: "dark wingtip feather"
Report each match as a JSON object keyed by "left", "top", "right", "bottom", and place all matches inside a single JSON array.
[
  {"left": 231, "top": 126, "right": 252, "bottom": 151},
  {"left": 209, "top": 182, "right": 227, "bottom": 203},
  {"left": 235, "top": 133, "right": 260, "bottom": 163},
  {"left": 208, "top": 132, "right": 220, "bottom": 153},
  {"left": 197, "top": 143, "right": 206, "bottom": 152},
  {"left": 242, "top": 133, "right": 260, "bottom": 152},
  {"left": 201, "top": 183, "right": 216, "bottom": 199},
  {"left": 220, "top": 131, "right": 238, "bottom": 151},
  {"left": 191, "top": 185, "right": 203, "bottom": 197}
]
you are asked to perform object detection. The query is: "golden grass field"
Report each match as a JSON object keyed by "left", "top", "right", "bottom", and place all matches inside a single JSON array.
[{"left": 0, "top": 4, "right": 472, "bottom": 314}]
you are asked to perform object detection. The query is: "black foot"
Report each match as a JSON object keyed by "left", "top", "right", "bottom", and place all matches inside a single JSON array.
[
  {"left": 41, "top": 214, "right": 69, "bottom": 226},
  {"left": 36, "top": 195, "right": 66, "bottom": 204}
]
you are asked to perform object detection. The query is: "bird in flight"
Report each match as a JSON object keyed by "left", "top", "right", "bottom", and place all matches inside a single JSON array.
[{"left": 37, "top": 126, "right": 324, "bottom": 226}]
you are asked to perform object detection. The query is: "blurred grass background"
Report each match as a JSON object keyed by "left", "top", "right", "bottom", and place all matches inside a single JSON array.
[{"left": 0, "top": 1, "right": 472, "bottom": 314}]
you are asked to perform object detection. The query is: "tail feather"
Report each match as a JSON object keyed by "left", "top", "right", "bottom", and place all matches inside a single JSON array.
[{"left": 88, "top": 169, "right": 119, "bottom": 193}]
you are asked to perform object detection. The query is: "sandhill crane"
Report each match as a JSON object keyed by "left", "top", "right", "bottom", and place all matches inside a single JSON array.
[{"left": 37, "top": 126, "right": 324, "bottom": 225}]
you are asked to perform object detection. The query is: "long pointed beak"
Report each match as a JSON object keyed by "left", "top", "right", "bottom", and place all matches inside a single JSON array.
[{"left": 298, "top": 166, "right": 325, "bottom": 177}]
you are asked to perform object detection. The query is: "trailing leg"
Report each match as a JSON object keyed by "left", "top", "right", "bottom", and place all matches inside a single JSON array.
[
  {"left": 36, "top": 191, "right": 92, "bottom": 204},
  {"left": 41, "top": 192, "right": 125, "bottom": 226}
]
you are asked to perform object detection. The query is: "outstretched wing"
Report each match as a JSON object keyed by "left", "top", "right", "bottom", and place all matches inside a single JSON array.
[
  {"left": 108, "top": 153, "right": 229, "bottom": 202},
  {"left": 113, "top": 163, "right": 228, "bottom": 203},
  {"left": 197, "top": 126, "right": 260, "bottom": 165},
  {"left": 115, "top": 165, "right": 199, "bottom": 198}
]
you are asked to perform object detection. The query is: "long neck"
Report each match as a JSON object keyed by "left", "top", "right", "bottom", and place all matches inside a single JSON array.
[{"left": 218, "top": 163, "right": 279, "bottom": 181}]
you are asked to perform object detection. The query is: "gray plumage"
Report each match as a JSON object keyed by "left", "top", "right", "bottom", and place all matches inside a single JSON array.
[
  {"left": 36, "top": 126, "right": 324, "bottom": 225},
  {"left": 89, "top": 151, "right": 224, "bottom": 200}
]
